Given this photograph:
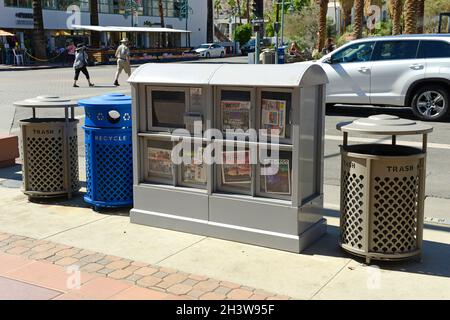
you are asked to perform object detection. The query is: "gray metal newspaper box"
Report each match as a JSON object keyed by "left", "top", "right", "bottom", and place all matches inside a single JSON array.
[{"left": 128, "top": 63, "right": 328, "bottom": 253}]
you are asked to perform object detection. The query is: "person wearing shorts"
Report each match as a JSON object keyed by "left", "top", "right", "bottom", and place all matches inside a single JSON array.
[{"left": 114, "top": 38, "right": 131, "bottom": 86}]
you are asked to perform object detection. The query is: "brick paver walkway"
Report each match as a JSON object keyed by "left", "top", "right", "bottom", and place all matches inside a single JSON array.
[{"left": 0, "top": 232, "right": 290, "bottom": 300}]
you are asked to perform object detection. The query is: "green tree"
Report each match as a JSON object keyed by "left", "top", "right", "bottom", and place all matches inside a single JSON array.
[
  {"left": 214, "top": 0, "right": 222, "bottom": 17},
  {"left": 233, "top": 23, "right": 252, "bottom": 45}
]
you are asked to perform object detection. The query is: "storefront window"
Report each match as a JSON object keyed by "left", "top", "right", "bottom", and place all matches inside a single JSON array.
[
  {"left": 142, "top": 0, "right": 182, "bottom": 18},
  {"left": 5, "top": 0, "right": 32, "bottom": 8},
  {"left": 4, "top": 0, "right": 181, "bottom": 17},
  {"left": 98, "top": 0, "right": 111, "bottom": 13},
  {"left": 43, "top": 0, "right": 57, "bottom": 9}
]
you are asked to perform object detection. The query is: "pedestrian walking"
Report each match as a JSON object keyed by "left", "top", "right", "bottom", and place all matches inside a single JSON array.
[
  {"left": 114, "top": 38, "right": 131, "bottom": 86},
  {"left": 66, "top": 41, "right": 76, "bottom": 64},
  {"left": 73, "top": 44, "right": 94, "bottom": 88}
]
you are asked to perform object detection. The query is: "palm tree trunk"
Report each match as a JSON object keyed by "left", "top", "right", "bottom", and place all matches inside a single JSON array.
[
  {"left": 316, "top": 0, "right": 329, "bottom": 52},
  {"left": 236, "top": 0, "right": 242, "bottom": 24},
  {"left": 391, "top": 0, "right": 403, "bottom": 35},
  {"left": 416, "top": 0, "right": 424, "bottom": 34},
  {"left": 207, "top": 0, "right": 214, "bottom": 42},
  {"left": 32, "top": 0, "right": 47, "bottom": 61},
  {"left": 90, "top": 0, "right": 100, "bottom": 47},
  {"left": 158, "top": 0, "right": 166, "bottom": 47},
  {"left": 353, "top": 0, "right": 364, "bottom": 39},
  {"left": 404, "top": 0, "right": 417, "bottom": 34},
  {"left": 246, "top": 0, "right": 250, "bottom": 22}
]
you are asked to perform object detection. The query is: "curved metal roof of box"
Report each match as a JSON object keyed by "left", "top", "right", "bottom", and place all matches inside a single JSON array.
[
  {"left": 337, "top": 115, "right": 433, "bottom": 135},
  {"left": 128, "top": 62, "right": 328, "bottom": 87},
  {"left": 14, "top": 95, "right": 78, "bottom": 108}
]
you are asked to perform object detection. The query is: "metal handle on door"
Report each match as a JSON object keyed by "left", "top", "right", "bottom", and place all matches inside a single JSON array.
[
  {"left": 409, "top": 64, "right": 424, "bottom": 70},
  {"left": 358, "top": 67, "right": 370, "bottom": 73}
]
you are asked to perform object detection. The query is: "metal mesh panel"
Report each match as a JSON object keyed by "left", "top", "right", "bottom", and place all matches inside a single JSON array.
[
  {"left": 340, "top": 148, "right": 424, "bottom": 261},
  {"left": 94, "top": 143, "right": 133, "bottom": 202},
  {"left": 70, "top": 135, "right": 80, "bottom": 192},
  {"left": 26, "top": 135, "right": 65, "bottom": 192},
  {"left": 341, "top": 170, "right": 365, "bottom": 250},
  {"left": 84, "top": 128, "right": 133, "bottom": 207},
  {"left": 21, "top": 120, "right": 79, "bottom": 196},
  {"left": 371, "top": 175, "right": 419, "bottom": 254}
]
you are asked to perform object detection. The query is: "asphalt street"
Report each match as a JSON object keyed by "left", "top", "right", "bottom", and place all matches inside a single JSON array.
[{"left": 1, "top": 55, "right": 450, "bottom": 201}]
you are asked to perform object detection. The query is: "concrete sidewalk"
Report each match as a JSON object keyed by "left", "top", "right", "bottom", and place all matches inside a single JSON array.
[{"left": 1, "top": 164, "right": 450, "bottom": 299}]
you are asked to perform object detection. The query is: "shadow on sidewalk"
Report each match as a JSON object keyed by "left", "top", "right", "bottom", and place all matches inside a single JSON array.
[
  {"left": 306, "top": 209, "right": 450, "bottom": 279},
  {"left": 0, "top": 164, "right": 130, "bottom": 217}
]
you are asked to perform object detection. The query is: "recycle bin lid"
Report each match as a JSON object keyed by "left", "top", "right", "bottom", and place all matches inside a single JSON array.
[
  {"left": 14, "top": 95, "right": 78, "bottom": 108},
  {"left": 337, "top": 114, "right": 433, "bottom": 135},
  {"left": 78, "top": 93, "right": 132, "bottom": 107}
]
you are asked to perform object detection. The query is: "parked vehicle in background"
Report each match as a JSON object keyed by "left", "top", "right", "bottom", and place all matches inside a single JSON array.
[
  {"left": 240, "top": 38, "right": 272, "bottom": 56},
  {"left": 194, "top": 43, "right": 225, "bottom": 58},
  {"left": 318, "top": 34, "right": 450, "bottom": 121}
]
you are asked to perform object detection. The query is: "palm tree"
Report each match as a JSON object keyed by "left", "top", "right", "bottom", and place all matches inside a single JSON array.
[
  {"left": 89, "top": 0, "right": 100, "bottom": 47},
  {"left": 416, "top": 0, "right": 424, "bottom": 33},
  {"left": 207, "top": 0, "right": 214, "bottom": 42},
  {"left": 353, "top": 0, "right": 364, "bottom": 39},
  {"left": 316, "top": 0, "right": 329, "bottom": 52},
  {"left": 236, "top": 0, "right": 242, "bottom": 24},
  {"left": 32, "top": 0, "right": 46, "bottom": 61},
  {"left": 214, "top": 0, "right": 222, "bottom": 18},
  {"left": 389, "top": 0, "right": 403, "bottom": 35},
  {"left": 158, "top": 0, "right": 166, "bottom": 47},
  {"left": 246, "top": 0, "right": 250, "bottom": 22},
  {"left": 341, "top": 0, "right": 353, "bottom": 33},
  {"left": 404, "top": 0, "right": 417, "bottom": 34}
]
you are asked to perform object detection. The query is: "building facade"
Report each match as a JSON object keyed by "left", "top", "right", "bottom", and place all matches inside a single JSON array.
[{"left": 0, "top": 0, "right": 207, "bottom": 50}]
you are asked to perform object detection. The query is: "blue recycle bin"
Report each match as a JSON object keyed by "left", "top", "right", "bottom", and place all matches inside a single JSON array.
[
  {"left": 277, "top": 46, "right": 286, "bottom": 64},
  {"left": 78, "top": 93, "right": 133, "bottom": 211}
]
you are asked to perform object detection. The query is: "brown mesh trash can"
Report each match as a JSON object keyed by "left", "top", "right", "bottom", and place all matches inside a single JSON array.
[
  {"left": 14, "top": 96, "right": 80, "bottom": 199},
  {"left": 337, "top": 115, "right": 433, "bottom": 263}
]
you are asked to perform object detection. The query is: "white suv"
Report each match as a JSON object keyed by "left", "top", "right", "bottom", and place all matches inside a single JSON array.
[{"left": 319, "top": 34, "right": 450, "bottom": 121}]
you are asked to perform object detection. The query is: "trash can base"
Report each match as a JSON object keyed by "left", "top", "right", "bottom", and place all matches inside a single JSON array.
[
  {"left": 84, "top": 196, "right": 132, "bottom": 210},
  {"left": 340, "top": 242, "right": 421, "bottom": 263}
]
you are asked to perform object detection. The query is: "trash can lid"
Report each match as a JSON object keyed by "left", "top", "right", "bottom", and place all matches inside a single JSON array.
[
  {"left": 78, "top": 93, "right": 131, "bottom": 107},
  {"left": 14, "top": 95, "right": 78, "bottom": 108},
  {"left": 337, "top": 114, "right": 433, "bottom": 135}
]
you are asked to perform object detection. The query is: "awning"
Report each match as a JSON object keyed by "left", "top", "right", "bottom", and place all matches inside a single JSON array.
[
  {"left": 71, "top": 25, "right": 191, "bottom": 33},
  {"left": 0, "top": 30, "right": 14, "bottom": 37}
]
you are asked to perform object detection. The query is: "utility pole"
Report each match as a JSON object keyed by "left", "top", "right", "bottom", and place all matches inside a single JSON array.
[
  {"left": 280, "top": 0, "right": 285, "bottom": 48},
  {"left": 251, "top": 0, "right": 264, "bottom": 64},
  {"left": 274, "top": 2, "right": 280, "bottom": 64}
]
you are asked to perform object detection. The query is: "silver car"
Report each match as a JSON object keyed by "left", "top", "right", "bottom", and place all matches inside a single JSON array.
[
  {"left": 194, "top": 43, "right": 226, "bottom": 59},
  {"left": 319, "top": 34, "right": 450, "bottom": 121}
]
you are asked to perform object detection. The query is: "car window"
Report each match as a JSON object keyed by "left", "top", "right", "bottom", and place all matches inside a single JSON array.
[
  {"left": 372, "top": 41, "right": 419, "bottom": 61},
  {"left": 418, "top": 40, "right": 450, "bottom": 58},
  {"left": 331, "top": 42, "right": 375, "bottom": 63}
]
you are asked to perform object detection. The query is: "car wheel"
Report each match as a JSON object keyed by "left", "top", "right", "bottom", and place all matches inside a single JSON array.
[
  {"left": 206, "top": 52, "right": 210, "bottom": 59},
  {"left": 220, "top": 51, "right": 224, "bottom": 58},
  {"left": 411, "top": 85, "right": 449, "bottom": 121}
]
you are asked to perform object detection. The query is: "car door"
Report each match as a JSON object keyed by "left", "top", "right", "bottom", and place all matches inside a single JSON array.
[
  {"left": 213, "top": 44, "right": 222, "bottom": 57},
  {"left": 321, "top": 41, "right": 375, "bottom": 104},
  {"left": 370, "top": 40, "right": 424, "bottom": 106}
]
